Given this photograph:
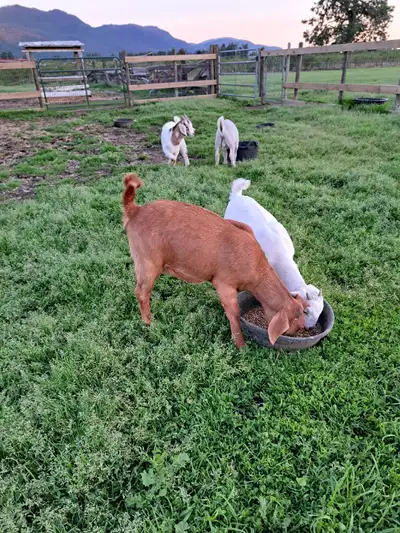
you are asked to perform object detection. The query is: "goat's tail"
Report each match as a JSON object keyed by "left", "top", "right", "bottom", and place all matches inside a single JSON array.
[
  {"left": 217, "top": 116, "right": 224, "bottom": 133},
  {"left": 123, "top": 173, "right": 143, "bottom": 209},
  {"left": 230, "top": 178, "right": 251, "bottom": 196}
]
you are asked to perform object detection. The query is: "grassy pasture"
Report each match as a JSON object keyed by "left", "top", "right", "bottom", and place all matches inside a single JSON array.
[{"left": 1, "top": 98, "right": 400, "bottom": 532}]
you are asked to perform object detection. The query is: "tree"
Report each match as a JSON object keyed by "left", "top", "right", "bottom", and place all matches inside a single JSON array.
[
  {"left": 302, "top": 0, "right": 395, "bottom": 45},
  {"left": 0, "top": 51, "right": 14, "bottom": 59}
]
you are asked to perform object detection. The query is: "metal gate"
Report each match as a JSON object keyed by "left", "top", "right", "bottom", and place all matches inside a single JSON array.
[
  {"left": 263, "top": 54, "right": 285, "bottom": 103},
  {"left": 218, "top": 48, "right": 259, "bottom": 100},
  {"left": 37, "top": 56, "right": 127, "bottom": 110}
]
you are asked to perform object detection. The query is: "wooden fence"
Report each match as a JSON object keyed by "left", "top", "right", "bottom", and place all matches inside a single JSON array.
[
  {"left": 260, "top": 39, "right": 400, "bottom": 109},
  {"left": 124, "top": 48, "right": 218, "bottom": 105},
  {"left": 0, "top": 61, "right": 42, "bottom": 106}
]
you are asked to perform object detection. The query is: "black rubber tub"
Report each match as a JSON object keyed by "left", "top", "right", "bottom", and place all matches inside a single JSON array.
[
  {"left": 237, "top": 141, "right": 259, "bottom": 161},
  {"left": 352, "top": 97, "right": 388, "bottom": 105},
  {"left": 238, "top": 291, "right": 334, "bottom": 351},
  {"left": 113, "top": 118, "right": 133, "bottom": 128}
]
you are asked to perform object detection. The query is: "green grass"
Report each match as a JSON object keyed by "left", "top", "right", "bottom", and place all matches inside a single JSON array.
[
  {"left": 1, "top": 99, "right": 400, "bottom": 532},
  {"left": 0, "top": 83, "right": 36, "bottom": 93}
]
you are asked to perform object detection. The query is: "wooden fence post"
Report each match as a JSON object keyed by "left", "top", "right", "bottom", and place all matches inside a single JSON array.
[
  {"left": 394, "top": 77, "right": 400, "bottom": 113},
  {"left": 283, "top": 42, "right": 291, "bottom": 101},
  {"left": 210, "top": 44, "right": 219, "bottom": 96},
  {"left": 25, "top": 50, "right": 44, "bottom": 109},
  {"left": 338, "top": 51, "right": 349, "bottom": 104},
  {"left": 174, "top": 61, "right": 179, "bottom": 98},
  {"left": 122, "top": 51, "right": 132, "bottom": 107},
  {"left": 258, "top": 48, "right": 265, "bottom": 104},
  {"left": 294, "top": 42, "right": 303, "bottom": 100}
]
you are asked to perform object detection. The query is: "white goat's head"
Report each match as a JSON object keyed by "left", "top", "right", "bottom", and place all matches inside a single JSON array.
[
  {"left": 175, "top": 115, "right": 195, "bottom": 137},
  {"left": 291, "top": 284, "right": 324, "bottom": 329}
]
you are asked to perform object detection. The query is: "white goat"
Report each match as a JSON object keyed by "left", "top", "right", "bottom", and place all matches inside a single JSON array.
[
  {"left": 224, "top": 179, "right": 324, "bottom": 328},
  {"left": 161, "top": 115, "right": 195, "bottom": 167},
  {"left": 215, "top": 116, "right": 239, "bottom": 167}
]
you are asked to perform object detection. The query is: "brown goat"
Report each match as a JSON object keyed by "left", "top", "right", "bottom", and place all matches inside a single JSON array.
[{"left": 123, "top": 173, "right": 309, "bottom": 348}]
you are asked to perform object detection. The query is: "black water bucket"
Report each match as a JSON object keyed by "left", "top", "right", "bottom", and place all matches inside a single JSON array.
[
  {"left": 113, "top": 118, "right": 133, "bottom": 128},
  {"left": 237, "top": 141, "right": 259, "bottom": 162},
  {"left": 352, "top": 97, "right": 388, "bottom": 105}
]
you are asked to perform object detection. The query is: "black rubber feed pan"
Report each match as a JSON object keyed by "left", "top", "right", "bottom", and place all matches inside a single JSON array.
[
  {"left": 238, "top": 291, "right": 334, "bottom": 351},
  {"left": 352, "top": 97, "right": 388, "bottom": 105},
  {"left": 256, "top": 122, "right": 275, "bottom": 128},
  {"left": 113, "top": 118, "right": 133, "bottom": 128},
  {"left": 237, "top": 141, "right": 259, "bottom": 161}
]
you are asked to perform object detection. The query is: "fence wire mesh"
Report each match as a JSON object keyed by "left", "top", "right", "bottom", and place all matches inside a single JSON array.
[
  {"left": 127, "top": 58, "right": 214, "bottom": 101},
  {"left": 38, "top": 56, "right": 126, "bottom": 110},
  {"left": 0, "top": 61, "right": 39, "bottom": 110},
  {"left": 218, "top": 48, "right": 259, "bottom": 100},
  {"left": 284, "top": 48, "right": 400, "bottom": 107}
]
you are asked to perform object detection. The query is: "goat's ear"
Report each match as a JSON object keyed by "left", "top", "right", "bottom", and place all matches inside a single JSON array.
[
  {"left": 174, "top": 116, "right": 181, "bottom": 123},
  {"left": 178, "top": 122, "right": 187, "bottom": 135},
  {"left": 268, "top": 311, "right": 289, "bottom": 345}
]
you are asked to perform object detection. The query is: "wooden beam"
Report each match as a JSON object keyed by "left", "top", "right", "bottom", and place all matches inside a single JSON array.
[
  {"left": 283, "top": 43, "right": 291, "bottom": 100},
  {"left": 0, "top": 61, "right": 36, "bottom": 70},
  {"left": 126, "top": 53, "right": 217, "bottom": 63},
  {"left": 133, "top": 94, "right": 217, "bottom": 104},
  {"left": 338, "top": 51, "right": 349, "bottom": 104},
  {"left": 0, "top": 91, "right": 41, "bottom": 101},
  {"left": 129, "top": 79, "right": 216, "bottom": 91},
  {"left": 283, "top": 82, "right": 400, "bottom": 94},
  {"left": 262, "top": 39, "right": 400, "bottom": 57},
  {"left": 22, "top": 47, "right": 83, "bottom": 53},
  {"left": 294, "top": 42, "right": 303, "bottom": 100}
]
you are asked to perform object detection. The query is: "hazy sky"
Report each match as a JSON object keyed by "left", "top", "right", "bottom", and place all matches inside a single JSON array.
[{"left": 1, "top": 0, "right": 399, "bottom": 46}]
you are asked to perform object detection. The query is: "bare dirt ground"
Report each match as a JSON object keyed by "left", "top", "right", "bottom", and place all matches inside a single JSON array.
[{"left": 0, "top": 117, "right": 164, "bottom": 202}]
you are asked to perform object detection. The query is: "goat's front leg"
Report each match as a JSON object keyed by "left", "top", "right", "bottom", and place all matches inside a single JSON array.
[
  {"left": 213, "top": 281, "right": 246, "bottom": 349},
  {"left": 179, "top": 139, "right": 190, "bottom": 167},
  {"left": 134, "top": 262, "right": 161, "bottom": 325}
]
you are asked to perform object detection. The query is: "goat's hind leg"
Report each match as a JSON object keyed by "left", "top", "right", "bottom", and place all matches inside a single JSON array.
[
  {"left": 223, "top": 146, "right": 229, "bottom": 165},
  {"left": 213, "top": 280, "right": 246, "bottom": 348},
  {"left": 134, "top": 261, "right": 161, "bottom": 325}
]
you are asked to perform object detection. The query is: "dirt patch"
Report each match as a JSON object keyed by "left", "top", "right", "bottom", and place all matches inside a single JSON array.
[
  {"left": 1, "top": 117, "right": 165, "bottom": 202},
  {"left": 243, "top": 306, "right": 323, "bottom": 338}
]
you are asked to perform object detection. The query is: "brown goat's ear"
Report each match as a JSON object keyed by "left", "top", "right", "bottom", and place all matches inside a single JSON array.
[{"left": 268, "top": 311, "right": 289, "bottom": 345}]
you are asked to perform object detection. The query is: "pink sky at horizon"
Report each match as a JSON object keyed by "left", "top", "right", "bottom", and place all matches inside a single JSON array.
[{"left": 1, "top": 0, "right": 399, "bottom": 46}]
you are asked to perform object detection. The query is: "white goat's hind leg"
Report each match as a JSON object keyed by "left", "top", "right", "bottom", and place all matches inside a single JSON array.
[
  {"left": 223, "top": 147, "right": 229, "bottom": 165},
  {"left": 180, "top": 139, "right": 190, "bottom": 167},
  {"left": 215, "top": 147, "right": 220, "bottom": 166},
  {"left": 230, "top": 147, "right": 237, "bottom": 168}
]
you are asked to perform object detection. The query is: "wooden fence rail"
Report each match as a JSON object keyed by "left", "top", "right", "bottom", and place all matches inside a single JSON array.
[
  {"left": 261, "top": 39, "right": 400, "bottom": 57},
  {"left": 124, "top": 49, "right": 218, "bottom": 106},
  {"left": 284, "top": 82, "right": 400, "bottom": 95}
]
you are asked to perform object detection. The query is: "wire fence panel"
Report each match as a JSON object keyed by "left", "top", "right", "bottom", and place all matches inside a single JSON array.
[
  {"left": 38, "top": 57, "right": 126, "bottom": 110},
  {"left": 218, "top": 49, "right": 259, "bottom": 100},
  {"left": 126, "top": 56, "right": 216, "bottom": 103},
  {"left": 0, "top": 61, "right": 40, "bottom": 110},
  {"left": 263, "top": 55, "right": 285, "bottom": 102},
  {"left": 283, "top": 48, "right": 400, "bottom": 107}
]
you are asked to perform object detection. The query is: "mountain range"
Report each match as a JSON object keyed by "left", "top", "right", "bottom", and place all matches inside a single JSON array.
[{"left": 0, "top": 5, "right": 279, "bottom": 56}]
